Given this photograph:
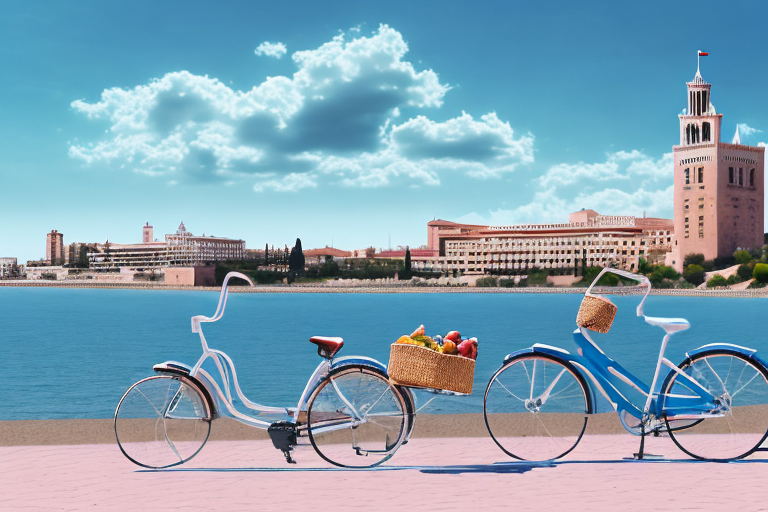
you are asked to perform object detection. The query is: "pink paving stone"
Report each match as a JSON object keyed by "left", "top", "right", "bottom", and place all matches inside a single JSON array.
[{"left": 1, "top": 435, "right": 767, "bottom": 512}]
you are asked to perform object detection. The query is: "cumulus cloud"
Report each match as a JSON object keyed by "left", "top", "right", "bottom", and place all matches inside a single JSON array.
[
  {"left": 539, "top": 150, "right": 672, "bottom": 188},
  {"left": 460, "top": 149, "right": 674, "bottom": 226},
  {"left": 738, "top": 123, "right": 763, "bottom": 137},
  {"left": 459, "top": 185, "right": 673, "bottom": 227},
  {"left": 69, "top": 25, "right": 533, "bottom": 191},
  {"left": 254, "top": 41, "right": 287, "bottom": 59}
]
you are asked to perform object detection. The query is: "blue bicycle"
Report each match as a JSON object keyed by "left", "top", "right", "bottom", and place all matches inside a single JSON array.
[{"left": 484, "top": 268, "right": 768, "bottom": 462}]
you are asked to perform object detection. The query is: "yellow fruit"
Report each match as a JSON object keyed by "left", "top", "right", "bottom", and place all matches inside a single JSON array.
[{"left": 396, "top": 335, "right": 413, "bottom": 344}]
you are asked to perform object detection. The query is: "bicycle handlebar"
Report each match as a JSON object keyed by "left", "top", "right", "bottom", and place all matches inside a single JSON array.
[
  {"left": 585, "top": 267, "right": 651, "bottom": 317},
  {"left": 192, "top": 271, "right": 254, "bottom": 333}
]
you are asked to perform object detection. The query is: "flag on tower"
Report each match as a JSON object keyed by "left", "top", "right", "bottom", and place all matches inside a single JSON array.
[{"left": 698, "top": 50, "right": 709, "bottom": 56}]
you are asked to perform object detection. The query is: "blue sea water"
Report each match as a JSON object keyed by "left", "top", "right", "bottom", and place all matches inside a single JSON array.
[{"left": 0, "top": 287, "right": 766, "bottom": 420}]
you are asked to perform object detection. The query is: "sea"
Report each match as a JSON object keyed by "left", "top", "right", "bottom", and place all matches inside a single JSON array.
[{"left": 0, "top": 287, "right": 766, "bottom": 420}]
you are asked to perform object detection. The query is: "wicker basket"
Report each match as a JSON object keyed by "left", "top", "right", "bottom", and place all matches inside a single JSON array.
[
  {"left": 388, "top": 344, "right": 475, "bottom": 394},
  {"left": 576, "top": 294, "right": 617, "bottom": 333}
]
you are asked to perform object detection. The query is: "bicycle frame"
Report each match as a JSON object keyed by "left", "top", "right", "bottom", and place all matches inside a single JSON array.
[
  {"left": 155, "top": 272, "right": 389, "bottom": 433},
  {"left": 502, "top": 267, "right": 757, "bottom": 433}
]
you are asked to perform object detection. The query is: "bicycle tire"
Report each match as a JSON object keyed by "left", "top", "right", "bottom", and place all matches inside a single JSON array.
[
  {"left": 663, "top": 349, "right": 768, "bottom": 462},
  {"left": 484, "top": 353, "right": 592, "bottom": 461},
  {"left": 307, "top": 365, "right": 408, "bottom": 468},
  {"left": 115, "top": 375, "right": 211, "bottom": 469}
]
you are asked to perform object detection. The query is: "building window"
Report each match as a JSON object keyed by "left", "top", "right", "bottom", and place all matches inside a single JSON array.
[
  {"left": 698, "top": 216, "right": 704, "bottom": 239},
  {"left": 739, "top": 168, "right": 743, "bottom": 186},
  {"left": 698, "top": 167, "right": 704, "bottom": 183},
  {"left": 702, "top": 122, "right": 710, "bottom": 142},
  {"left": 750, "top": 168, "right": 755, "bottom": 188},
  {"left": 729, "top": 167, "right": 734, "bottom": 184},
  {"left": 684, "top": 168, "right": 690, "bottom": 185}
]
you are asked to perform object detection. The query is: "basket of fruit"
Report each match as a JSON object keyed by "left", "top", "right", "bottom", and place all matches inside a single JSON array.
[{"left": 387, "top": 325, "right": 477, "bottom": 394}]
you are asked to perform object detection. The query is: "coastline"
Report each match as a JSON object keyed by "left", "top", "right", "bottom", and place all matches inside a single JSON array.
[
  {"left": 0, "top": 413, "right": 631, "bottom": 446},
  {"left": 0, "top": 279, "right": 766, "bottom": 297}
]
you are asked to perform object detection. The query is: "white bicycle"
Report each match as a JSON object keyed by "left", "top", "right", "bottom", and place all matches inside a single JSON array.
[{"left": 115, "top": 272, "right": 416, "bottom": 469}]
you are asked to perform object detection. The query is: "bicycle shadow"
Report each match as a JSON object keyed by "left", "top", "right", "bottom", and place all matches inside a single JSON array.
[{"left": 140, "top": 457, "right": 768, "bottom": 474}]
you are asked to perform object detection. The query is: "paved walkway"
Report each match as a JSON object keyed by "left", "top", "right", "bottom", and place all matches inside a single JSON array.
[{"left": 2, "top": 435, "right": 766, "bottom": 511}]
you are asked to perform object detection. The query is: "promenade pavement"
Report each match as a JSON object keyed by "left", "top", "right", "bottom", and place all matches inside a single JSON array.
[{"left": 2, "top": 434, "right": 766, "bottom": 511}]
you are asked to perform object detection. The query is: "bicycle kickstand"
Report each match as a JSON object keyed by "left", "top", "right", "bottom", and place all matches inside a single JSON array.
[{"left": 633, "top": 425, "right": 646, "bottom": 460}]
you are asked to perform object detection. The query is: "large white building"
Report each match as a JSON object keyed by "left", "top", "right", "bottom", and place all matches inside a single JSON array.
[
  {"left": 88, "top": 222, "right": 246, "bottom": 270},
  {"left": 420, "top": 210, "right": 673, "bottom": 275}
]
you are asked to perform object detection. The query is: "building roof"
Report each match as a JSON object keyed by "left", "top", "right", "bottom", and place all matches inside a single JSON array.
[
  {"left": 377, "top": 249, "right": 439, "bottom": 258},
  {"left": 427, "top": 219, "right": 486, "bottom": 228},
  {"left": 304, "top": 247, "right": 352, "bottom": 258}
]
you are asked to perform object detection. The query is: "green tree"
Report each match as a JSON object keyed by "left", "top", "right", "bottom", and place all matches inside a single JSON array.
[
  {"left": 577, "top": 266, "right": 618, "bottom": 286},
  {"left": 648, "top": 265, "right": 678, "bottom": 288},
  {"left": 753, "top": 263, "right": 768, "bottom": 283},
  {"left": 683, "top": 253, "right": 705, "bottom": 267},
  {"left": 402, "top": 247, "right": 412, "bottom": 279},
  {"left": 288, "top": 238, "right": 305, "bottom": 274},
  {"left": 683, "top": 264, "right": 706, "bottom": 286},
  {"left": 737, "top": 264, "right": 753, "bottom": 281},
  {"left": 734, "top": 250, "right": 753, "bottom": 265},
  {"left": 264, "top": 243, "right": 269, "bottom": 265},
  {"left": 707, "top": 274, "right": 728, "bottom": 288},
  {"left": 475, "top": 277, "right": 497, "bottom": 287}
]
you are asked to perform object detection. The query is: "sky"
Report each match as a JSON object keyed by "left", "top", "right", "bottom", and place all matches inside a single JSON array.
[{"left": 1, "top": 1, "right": 767, "bottom": 262}]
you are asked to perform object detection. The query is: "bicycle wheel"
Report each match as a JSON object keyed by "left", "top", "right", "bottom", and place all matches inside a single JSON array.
[
  {"left": 663, "top": 350, "right": 768, "bottom": 461},
  {"left": 115, "top": 375, "right": 211, "bottom": 469},
  {"left": 307, "top": 365, "right": 408, "bottom": 468},
  {"left": 484, "top": 354, "right": 591, "bottom": 461}
]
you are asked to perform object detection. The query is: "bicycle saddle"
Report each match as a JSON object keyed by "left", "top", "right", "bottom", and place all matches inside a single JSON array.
[
  {"left": 644, "top": 316, "right": 690, "bottom": 334},
  {"left": 310, "top": 336, "right": 344, "bottom": 359}
]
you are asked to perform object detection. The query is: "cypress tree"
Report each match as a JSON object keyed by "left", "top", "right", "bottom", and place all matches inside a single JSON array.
[
  {"left": 289, "top": 238, "right": 305, "bottom": 273},
  {"left": 404, "top": 247, "right": 412, "bottom": 279},
  {"left": 264, "top": 243, "right": 269, "bottom": 265}
]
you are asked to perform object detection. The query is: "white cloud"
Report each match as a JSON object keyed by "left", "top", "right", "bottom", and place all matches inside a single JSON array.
[
  {"left": 254, "top": 41, "right": 287, "bottom": 59},
  {"left": 738, "top": 123, "right": 763, "bottom": 137},
  {"left": 539, "top": 150, "right": 671, "bottom": 188},
  {"left": 253, "top": 172, "right": 317, "bottom": 192},
  {"left": 69, "top": 25, "right": 533, "bottom": 191},
  {"left": 459, "top": 149, "right": 674, "bottom": 227},
  {"left": 459, "top": 185, "right": 673, "bottom": 227}
]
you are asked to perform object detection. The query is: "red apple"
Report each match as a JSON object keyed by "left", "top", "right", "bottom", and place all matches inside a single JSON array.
[
  {"left": 445, "top": 331, "right": 461, "bottom": 342},
  {"left": 457, "top": 339, "right": 474, "bottom": 358}
]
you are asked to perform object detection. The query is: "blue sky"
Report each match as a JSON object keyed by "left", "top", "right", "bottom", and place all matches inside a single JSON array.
[{"left": 1, "top": 1, "right": 766, "bottom": 262}]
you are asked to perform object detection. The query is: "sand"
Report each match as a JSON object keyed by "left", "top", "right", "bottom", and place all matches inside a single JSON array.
[{"left": 0, "top": 413, "right": 633, "bottom": 447}]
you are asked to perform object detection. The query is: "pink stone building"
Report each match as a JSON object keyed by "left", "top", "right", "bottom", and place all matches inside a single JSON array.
[
  {"left": 142, "top": 222, "right": 153, "bottom": 243},
  {"left": 424, "top": 211, "right": 673, "bottom": 275},
  {"left": 46, "top": 230, "right": 64, "bottom": 266},
  {"left": 669, "top": 65, "right": 765, "bottom": 271}
]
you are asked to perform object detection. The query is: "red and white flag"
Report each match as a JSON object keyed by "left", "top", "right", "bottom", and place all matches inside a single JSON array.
[{"left": 698, "top": 50, "right": 709, "bottom": 56}]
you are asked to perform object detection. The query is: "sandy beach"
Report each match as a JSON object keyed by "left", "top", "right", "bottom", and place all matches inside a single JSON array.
[
  {"left": 1, "top": 279, "right": 766, "bottom": 298},
  {"left": 2, "top": 415, "right": 767, "bottom": 511}
]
